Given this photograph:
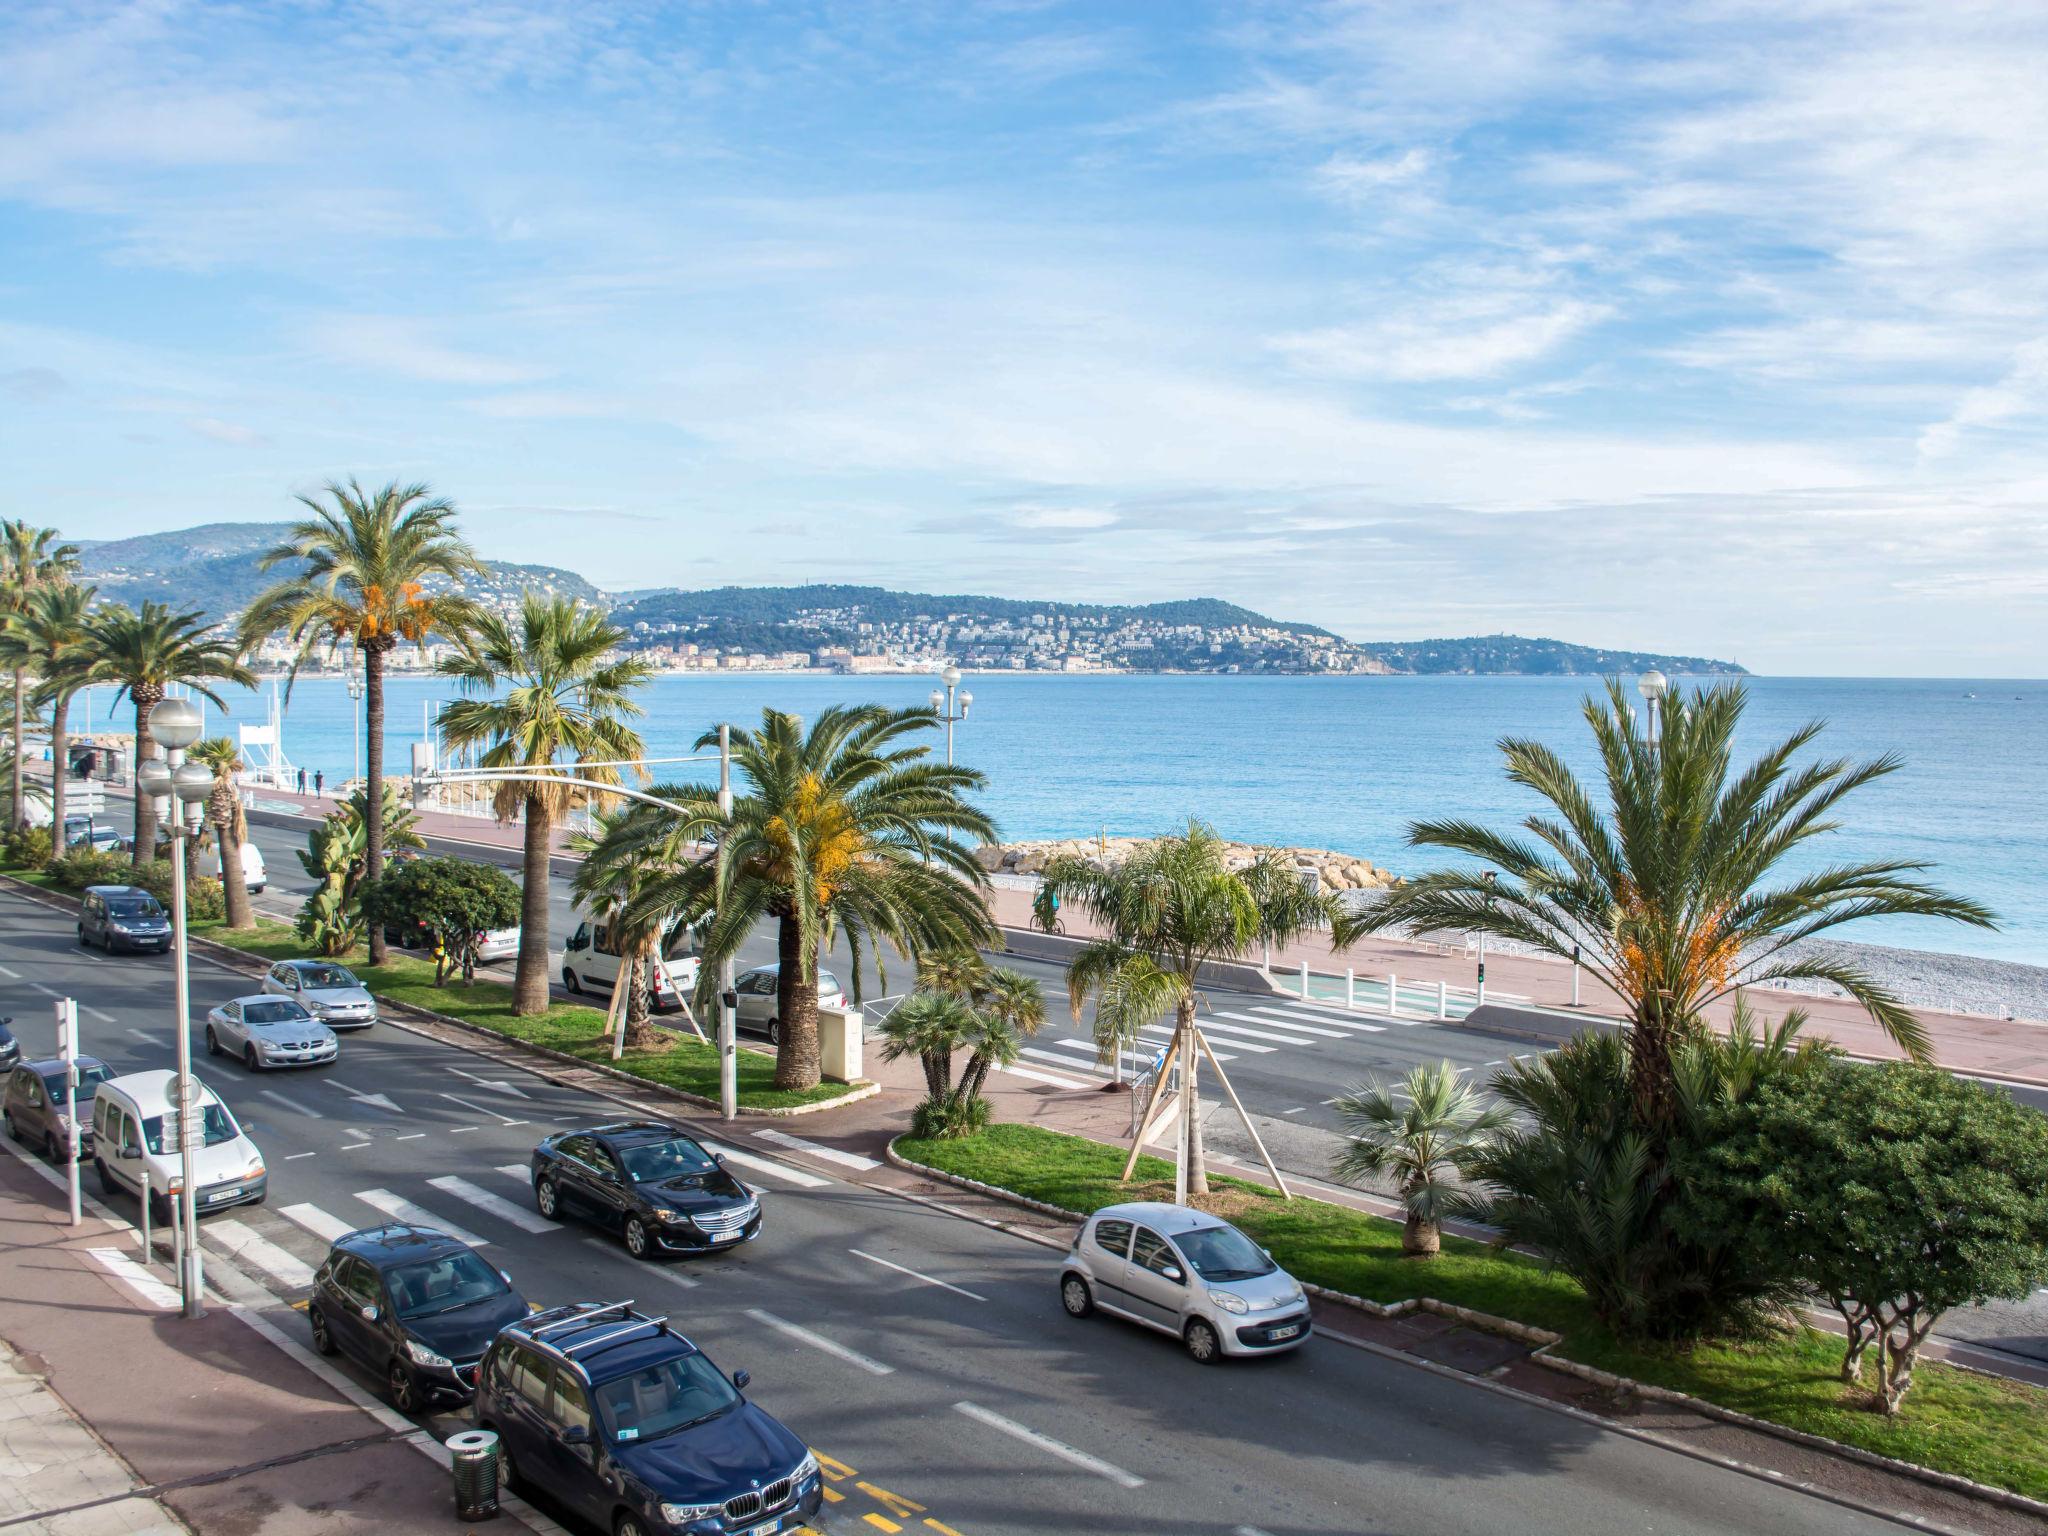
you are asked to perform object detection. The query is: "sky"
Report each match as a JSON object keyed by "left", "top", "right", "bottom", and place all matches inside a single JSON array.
[{"left": 4, "top": 2, "right": 2047, "bottom": 676}]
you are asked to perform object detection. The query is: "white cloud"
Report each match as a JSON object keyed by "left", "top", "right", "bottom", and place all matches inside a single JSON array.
[
  {"left": 1009, "top": 505, "right": 1120, "bottom": 530},
  {"left": 1275, "top": 299, "right": 1610, "bottom": 382},
  {"left": 304, "top": 316, "right": 548, "bottom": 387},
  {"left": 1918, "top": 336, "right": 2048, "bottom": 460},
  {"left": 185, "top": 416, "right": 268, "bottom": 447}
]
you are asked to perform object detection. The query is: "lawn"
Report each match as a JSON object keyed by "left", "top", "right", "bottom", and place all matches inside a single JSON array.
[{"left": 897, "top": 1122, "right": 2048, "bottom": 1503}]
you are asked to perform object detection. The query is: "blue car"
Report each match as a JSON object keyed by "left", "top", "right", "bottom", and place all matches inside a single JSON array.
[{"left": 476, "top": 1302, "right": 822, "bottom": 1536}]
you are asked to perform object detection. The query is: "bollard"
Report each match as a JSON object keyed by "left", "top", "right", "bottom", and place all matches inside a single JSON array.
[
  {"left": 1437, "top": 980, "right": 1448, "bottom": 1020},
  {"left": 1299, "top": 961, "right": 1309, "bottom": 1001},
  {"left": 447, "top": 1429, "right": 502, "bottom": 1521},
  {"left": 1345, "top": 968, "right": 1355, "bottom": 1010},
  {"left": 1388, "top": 972, "right": 1398, "bottom": 1018}
]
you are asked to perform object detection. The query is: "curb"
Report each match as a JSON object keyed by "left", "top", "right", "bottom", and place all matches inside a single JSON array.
[{"left": 883, "top": 1137, "right": 2048, "bottom": 1524}]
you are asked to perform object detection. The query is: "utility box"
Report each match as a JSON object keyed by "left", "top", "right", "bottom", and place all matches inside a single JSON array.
[{"left": 816, "top": 1004, "right": 863, "bottom": 1083}]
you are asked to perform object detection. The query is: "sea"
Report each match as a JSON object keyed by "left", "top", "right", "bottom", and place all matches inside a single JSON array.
[{"left": 66, "top": 672, "right": 2048, "bottom": 965}]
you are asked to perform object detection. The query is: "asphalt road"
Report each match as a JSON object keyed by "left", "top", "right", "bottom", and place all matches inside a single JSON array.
[{"left": 0, "top": 882, "right": 1932, "bottom": 1536}]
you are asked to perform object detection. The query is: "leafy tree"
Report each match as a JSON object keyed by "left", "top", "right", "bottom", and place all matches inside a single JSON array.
[
  {"left": 572, "top": 804, "right": 699, "bottom": 1055},
  {"left": 437, "top": 592, "right": 652, "bottom": 1013},
  {"left": 189, "top": 737, "right": 253, "bottom": 929},
  {"left": 1, "top": 520, "right": 79, "bottom": 831},
  {"left": 364, "top": 857, "right": 522, "bottom": 984},
  {"left": 1, "top": 584, "right": 96, "bottom": 851},
  {"left": 1673, "top": 1061, "right": 2048, "bottom": 1412},
  {"left": 1036, "top": 820, "right": 1336, "bottom": 1194},
  {"left": 1331, "top": 1061, "right": 1510, "bottom": 1257},
  {"left": 1338, "top": 681, "right": 1993, "bottom": 1139},
  {"left": 240, "top": 480, "right": 485, "bottom": 963},
  {"left": 296, "top": 787, "right": 426, "bottom": 956}
]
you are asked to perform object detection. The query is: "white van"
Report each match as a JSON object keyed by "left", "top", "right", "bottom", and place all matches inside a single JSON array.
[
  {"left": 199, "top": 841, "right": 267, "bottom": 893},
  {"left": 560, "top": 916, "right": 701, "bottom": 1012},
  {"left": 91, "top": 1069, "right": 267, "bottom": 1221}
]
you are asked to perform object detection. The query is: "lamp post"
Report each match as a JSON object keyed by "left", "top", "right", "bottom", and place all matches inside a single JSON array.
[
  {"left": 1637, "top": 669, "right": 1668, "bottom": 752},
  {"left": 1476, "top": 868, "right": 1497, "bottom": 1007},
  {"left": 928, "top": 663, "right": 973, "bottom": 766},
  {"left": 347, "top": 668, "right": 364, "bottom": 790},
  {"left": 137, "top": 695, "right": 210, "bottom": 1319}
]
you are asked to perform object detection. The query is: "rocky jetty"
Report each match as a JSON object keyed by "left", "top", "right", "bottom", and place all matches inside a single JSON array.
[{"left": 975, "top": 836, "right": 1399, "bottom": 893}]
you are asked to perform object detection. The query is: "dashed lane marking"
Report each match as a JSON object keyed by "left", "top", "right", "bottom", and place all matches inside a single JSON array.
[
  {"left": 260, "top": 1088, "right": 321, "bottom": 1118},
  {"left": 745, "top": 1308, "right": 893, "bottom": 1375},
  {"left": 850, "top": 1248, "right": 987, "bottom": 1302},
  {"left": 952, "top": 1401, "right": 1143, "bottom": 1489},
  {"left": 0, "top": 963, "right": 19, "bottom": 979}
]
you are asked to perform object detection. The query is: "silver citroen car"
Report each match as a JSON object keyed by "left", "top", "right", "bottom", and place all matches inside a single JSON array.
[{"left": 1059, "top": 1201, "right": 1311, "bottom": 1362}]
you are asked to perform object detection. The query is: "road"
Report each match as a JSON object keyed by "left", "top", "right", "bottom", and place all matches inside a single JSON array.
[{"left": 0, "top": 881, "right": 1938, "bottom": 1536}]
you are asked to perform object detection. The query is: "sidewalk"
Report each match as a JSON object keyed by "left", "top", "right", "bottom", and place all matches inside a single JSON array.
[{"left": 0, "top": 1150, "right": 513, "bottom": 1536}]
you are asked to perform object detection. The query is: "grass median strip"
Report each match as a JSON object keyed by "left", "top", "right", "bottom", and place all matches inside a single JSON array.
[{"left": 896, "top": 1122, "right": 2048, "bottom": 1503}]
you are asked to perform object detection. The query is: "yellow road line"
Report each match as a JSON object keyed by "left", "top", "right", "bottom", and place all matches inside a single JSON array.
[
  {"left": 862, "top": 1516, "right": 902, "bottom": 1534},
  {"left": 923, "top": 1521, "right": 966, "bottom": 1536},
  {"left": 857, "top": 1480, "right": 926, "bottom": 1517},
  {"left": 821, "top": 1486, "right": 845, "bottom": 1503},
  {"left": 815, "top": 1449, "right": 858, "bottom": 1481}
]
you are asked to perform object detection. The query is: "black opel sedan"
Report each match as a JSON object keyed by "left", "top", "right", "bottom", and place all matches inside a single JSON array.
[{"left": 530, "top": 1121, "right": 761, "bottom": 1261}]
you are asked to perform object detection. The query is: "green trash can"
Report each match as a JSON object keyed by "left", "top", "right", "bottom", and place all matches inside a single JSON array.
[{"left": 447, "top": 1429, "right": 501, "bottom": 1521}]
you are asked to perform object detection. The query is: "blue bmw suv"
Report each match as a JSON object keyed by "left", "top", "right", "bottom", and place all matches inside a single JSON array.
[{"left": 475, "top": 1301, "right": 822, "bottom": 1536}]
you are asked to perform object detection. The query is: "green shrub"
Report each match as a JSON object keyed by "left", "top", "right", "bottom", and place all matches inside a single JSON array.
[
  {"left": 909, "top": 1090, "right": 991, "bottom": 1140},
  {"left": 46, "top": 847, "right": 130, "bottom": 891},
  {"left": 3, "top": 824, "right": 53, "bottom": 868},
  {"left": 129, "top": 859, "right": 225, "bottom": 923},
  {"left": 361, "top": 857, "right": 521, "bottom": 984}
]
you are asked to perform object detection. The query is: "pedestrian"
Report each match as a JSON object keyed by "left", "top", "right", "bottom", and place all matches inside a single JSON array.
[
  {"left": 314, "top": 769, "right": 324, "bottom": 797},
  {"left": 297, "top": 766, "right": 307, "bottom": 795}
]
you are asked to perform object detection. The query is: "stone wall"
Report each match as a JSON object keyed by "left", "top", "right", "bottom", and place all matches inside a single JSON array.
[{"left": 974, "top": 835, "right": 1399, "bottom": 893}]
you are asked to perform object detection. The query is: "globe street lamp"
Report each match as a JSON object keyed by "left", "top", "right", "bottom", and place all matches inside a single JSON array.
[
  {"left": 1638, "top": 669, "right": 1668, "bottom": 752},
  {"left": 347, "top": 668, "right": 364, "bottom": 789},
  {"left": 928, "top": 663, "right": 974, "bottom": 766}
]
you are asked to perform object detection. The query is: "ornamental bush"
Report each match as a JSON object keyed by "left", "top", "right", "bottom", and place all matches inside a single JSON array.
[
  {"left": 46, "top": 847, "right": 130, "bottom": 891},
  {"left": 361, "top": 856, "right": 520, "bottom": 984},
  {"left": 3, "top": 824, "right": 53, "bottom": 868}
]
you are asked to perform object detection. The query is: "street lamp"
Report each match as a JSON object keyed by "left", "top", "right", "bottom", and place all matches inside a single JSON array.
[
  {"left": 1477, "top": 869, "right": 1497, "bottom": 1007},
  {"left": 142, "top": 695, "right": 210, "bottom": 1320},
  {"left": 928, "top": 663, "right": 973, "bottom": 766},
  {"left": 1637, "top": 669, "right": 1668, "bottom": 752},
  {"left": 346, "top": 668, "right": 364, "bottom": 789}
]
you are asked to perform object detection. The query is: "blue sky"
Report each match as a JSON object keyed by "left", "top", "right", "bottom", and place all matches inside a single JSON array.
[{"left": 4, "top": 2, "right": 2046, "bottom": 675}]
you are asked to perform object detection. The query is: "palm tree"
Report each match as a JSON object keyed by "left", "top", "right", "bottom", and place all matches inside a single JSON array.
[
  {"left": 1, "top": 521, "right": 80, "bottom": 829},
  {"left": 80, "top": 603, "right": 254, "bottom": 862},
  {"left": 240, "top": 481, "right": 485, "bottom": 963},
  {"left": 437, "top": 592, "right": 653, "bottom": 1015},
  {"left": 571, "top": 804, "right": 696, "bottom": 1055},
  {"left": 190, "top": 737, "right": 254, "bottom": 929},
  {"left": 0, "top": 584, "right": 94, "bottom": 848},
  {"left": 877, "top": 991, "right": 976, "bottom": 1103},
  {"left": 1330, "top": 1061, "right": 1510, "bottom": 1257},
  {"left": 895, "top": 955, "right": 1047, "bottom": 1104},
  {"left": 1335, "top": 680, "right": 1994, "bottom": 1139},
  {"left": 627, "top": 705, "right": 998, "bottom": 1091},
  {"left": 1038, "top": 820, "right": 1337, "bottom": 1195}
]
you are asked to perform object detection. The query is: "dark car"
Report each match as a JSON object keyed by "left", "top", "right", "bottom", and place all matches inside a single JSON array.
[
  {"left": 307, "top": 1224, "right": 530, "bottom": 1414},
  {"left": 0, "top": 1019, "right": 18, "bottom": 1072},
  {"left": 77, "top": 886, "right": 171, "bottom": 954},
  {"left": 4, "top": 1056, "right": 114, "bottom": 1162},
  {"left": 476, "top": 1302, "right": 822, "bottom": 1536},
  {"left": 531, "top": 1121, "right": 761, "bottom": 1261}
]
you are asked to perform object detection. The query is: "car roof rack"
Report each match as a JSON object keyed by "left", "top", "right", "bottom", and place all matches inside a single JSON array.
[
  {"left": 516, "top": 1301, "right": 681, "bottom": 1374},
  {"left": 528, "top": 1300, "right": 636, "bottom": 1338}
]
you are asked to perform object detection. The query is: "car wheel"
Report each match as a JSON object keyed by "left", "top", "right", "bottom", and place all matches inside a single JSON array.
[
  {"left": 562, "top": 967, "right": 581, "bottom": 994},
  {"left": 244, "top": 1045, "right": 261, "bottom": 1072},
  {"left": 95, "top": 1158, "right": 115, "bottom": 1196},
  {"left": 148, "top": 1188, "right": 170, "bottom": 1226},
  {"left": 495, "top": 1434, "right": 521, "bottom": 1493},
  {"left": 766, "top": 1018, "right": 782, "bottom": 1047},
  {"left": 616, "top": 1514, "right": 648, "bottom": 1536},
  {"left": 76, "top": 925, "right": 86, "bottom": 947},
  {"left": 309, "top": 1307, "right": 336, "bottom": 1356},
  {"left": 1061, "top": 1275, "right": 1094, "bottom": 1318},
  {"left": 44, "top": 1133, "right": 63, "bottom": 1164},
  {"left": 205, "top": 1025, "right": 221, "bottom": 1056},
  {"left": 624, "top": 1216, "right": 653, "bottom": 1259},
  {"left": 535, "top": 1177, "right": 563, "bottom": 1220},
  {"left": 387, "top": 1360, "right": 422, "bottom": 1415},
  {"left": 2, "top": 1110, "right": 18, "bottom": 1144},
  {"left": 1184, "top": 1319, "right": 1222, "bottom": 1364}
]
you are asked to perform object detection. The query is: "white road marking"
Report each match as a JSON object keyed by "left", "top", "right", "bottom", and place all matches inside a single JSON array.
[
  {"left": 752, "top": 1128, "right": 879, "bottom": 1171},
  {"left": 208, "top": 1219, "right": 317, "bottom": 1289},
  {"left": 449, "top": 1126, "right": 479, "bottom": 1134},
  {"left": 83, "top": 1005, "right": 116, "bottom": 1024},
  {"left": 1021, "top": 1045, "right": 1107, "bottom": 1073},
  {"left": 325, "top": 1079, "right": 403, "bottom": 1113},
  {"left": 427, "top": 1175, "right": 555, "bottom": 1235},
  {"left": 280, "top": 1203, "right": 355, "bottom": 1243},
  {"left": 394, "top": 1132, "right": 426, "bottom": 1141},
  {"left": 86, "top": 1246, "right": 181, "bottom": 1309},
  {"left": 1210, "top": 1009, "right": 1348, "bottom": 1039},
  {"left": 952, "top": 1401, "right": 1143, "bottom": 1488},
  {"left": 127, "top": 1029, "right": 154, "bottom": 1043},
  {"left": 1196, "top": 1017, "right": 1331, "bottom": 1047},
  {"left": 260, "top": 1088, "right": 321, "bottom": 1119},
  {"left": 284, "top": 1151, "right": 317, "bottom": 1161},
  {"left": 447, "top": 1066, "right": 530, "bottom": 1099},
  {"left": 1044, "top": 1039, "right": 1152, "bottom": 1068},
  {"left": 0, "top": 963, "right": 19, "bottom": 979},
  {"left": 698, "top": 1140, "right": 830, "bottom": 1189},
  {"left": 356, "top": 1189, "right": 491, "bottom": 1248},
  {"left": 850, "top": 1248, "right": 987, "bottom": 1301},
  {"left": 1243, "top": 1003, "right": 1387, "bottom": 1032},
  {"left": 495, "top": 1164, "right": 531, "bottom": 1181},
  {"left": 439, "top": 1092, "right": 524, "bottom": 1126},
  {"left": 1282, "top": 1107, "right": 1306, "bottom": 1115},
  {"left": 996, "top": 1063, "right": 1090, "bottom": 1090},
  {"left": 1138, "top": 1023, "right": 1274, "bottom": 1054},
  {"left": 744, "top": 1308, "right": 893, "bottom": 1375}
]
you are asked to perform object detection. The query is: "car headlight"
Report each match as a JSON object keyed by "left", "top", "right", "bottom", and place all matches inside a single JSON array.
[
  {"left": 653, "top": 1207, "right": 688, "bottom": 1223},
  {"left": 795, "top": 1449, "right": 820, "bottom": 1481},
  {"left": 1212, "top": 1291, "right": 1250, "bottom": 1315},
  {"left": 245, "top": 1159, "right": 265, "bottom": 1179},
  {"left": 304, "top": 1000, "right": 329, "bottom": 1016},
  {"left": 404, "top": 1340, "right": 452, "bottom": 1368},
  {"left": 659, "top": 1503, "right": 722, "bottom": 1523}
]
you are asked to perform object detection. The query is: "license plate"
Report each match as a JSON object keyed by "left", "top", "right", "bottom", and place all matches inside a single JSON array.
[
  {"left": 206, "top": 1190, "right": 237, "bottom": 1204},
  {"left": 713, "top": 1230, "right": 739, "bottom": 1242},
  {"left": 745, "top": 1521, "right": 781, "bottom": 1536},
  {"left": 1270, "top": 1324, "right": 1300, "bottom": 1340}
]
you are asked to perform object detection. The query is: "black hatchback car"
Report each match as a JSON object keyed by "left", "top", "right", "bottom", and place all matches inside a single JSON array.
[
  {"left": 531, "top": 1121, "right": 761, "bottom": 1261},
  {"left": 477, "top": 1302, "right": 822, "bottom": 1536},
  {"left": 78, "top": 886, "right": 172, "bottom": 953},
  {"left": 308, "top": 1224, "right": 530, "bottom": 1413}
]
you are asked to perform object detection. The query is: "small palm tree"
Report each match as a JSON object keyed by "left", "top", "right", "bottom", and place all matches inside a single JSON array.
[
  {"left": 190, "top": 737, "right": 253, "bottom": 929},
  {"left": 1338, "top": 680, "right": 1993, "bottom": 1139},
  {"left": 960, "top": 968, "right": 1046, "bottom": 1100},
  {"left": 1, "top": 521, "right": 80, "bottom": 830},
  {"left": 240, "top": 480, "right": 485, "bottom": 963},
  {"left": 1331, "top": 1061, "right": 1510, "bottom": 1257},
  {"left": 80, "top": 603, "right": 255, "bottom": 861},
  {"left": 1039, "top": 820, "right": 1336, "bottom": 1195},
  {"left": 877, "top": 991, "right": 975, "bottom": 1103},
  {"left": 571, "top": 804, "right": 696, "bottom": 1055},
  {"left": 437, "top": 593, "right": 653, "bottom": 1015},
  {"left": 0, "top": 583, "right": 94, "bottom": 845}
]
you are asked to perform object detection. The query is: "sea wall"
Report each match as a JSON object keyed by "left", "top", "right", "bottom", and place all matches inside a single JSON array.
[{"left": 974, "top": 835, "right": 1399, "bottom": 894}]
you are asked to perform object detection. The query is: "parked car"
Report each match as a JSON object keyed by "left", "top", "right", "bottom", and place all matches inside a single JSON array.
[
  {"left": 530, "top": 1121, "right": 760, "bottom": 1261},
  {"left": 4, "top": 1056, "right": 115, "bottom": 1162},
  {"left": 729, "top": 964, "right": 846, "bottom": 1046},
  {"left": 559, "top": 917, "right": 701, "bottom": 1011},
  {"left": 205, "top": 995, "right": 339, "bottom": 1071},
  {"left": 261, "top": 960, "right": 377, "bottom": 1029},
  {"left": 199, "top": 839, "right": 267, "bottom": 893},
  {"left": 1059, "top": 1201, "right": 1311, "bottom": 1362},
  {"left": 77, "top": 885, "right": 171, "bottom": 954},
  {"left": 475, "top": 1301, "right": 822, "bottom": 1536},
  {"left": 0, "top": 1018, "right": 18, "bottom": 1071},
  {"left": 386, "top": 921, "right": 520, "bottom": 966},
  {"left": 308, "top": 1224, "right": 530, "bottom": 1413},
  {"left": 92, "top": 1069, "right": 266, "bottom": 1220},
  {"left": 63, "top": 816, "right": 123, "bottom": 853}
]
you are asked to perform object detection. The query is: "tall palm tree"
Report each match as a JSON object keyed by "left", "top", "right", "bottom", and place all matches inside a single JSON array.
[
  {"left": 437, "top": 592, "right": 653, "bottom": 1015},
  {"left": 1330, "top": 1061, "right": 1510, "bottom": 1257},
  {"left": 626, "top": 705, "right": 998, "bottom": 1091},
  {"left": 240, "top": 481, "right": 485, "bottom": 963},
  {"left": 1337, "top": 680, "right": 1994, "bottom": 1138},
  {"left": 571, "top": 804, "right": 697, "bottom": 1054},
  {"left": 1038, "top": 820, "right": 1337, "bottom": 1195},
  {"left": 1, "top": 520, "right": 80, "bottom": 829},
  {"left": 81, "top": 604, "right": 254, "bottom": 861},
  {"left": 0, "top": 584, "right": 94, "bottom": 847},
  {"left": 190, "top": 737, "right": 254, "bottom": 929}
]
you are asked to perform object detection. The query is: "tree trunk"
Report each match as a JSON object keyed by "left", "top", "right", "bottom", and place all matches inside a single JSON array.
[
  {"left": 773, "top": 914, "right": 822, "bottom": 1091},
  {"left": 623, "top": 943, "right": 662, "bottom": 1049},
  {"left": 1180, "top": 997, "right": 1209, "bottom": 1196},
  {"left": 512, "top": 795, "right": 552, "bottom": 1015},
  {"left": 363, "top": 643, "right": 388, "bottom": 964},
  {"left": 1626, "top": 997, "right": 1681, "bottom": 1142},
  {"left": 47, "top": 693, "right": 69, "bottom": 861},
  {"left": 1402, "top": 1212, "right": 1440, "bottom": 1258},
  {"left": 218, "top": 802, "right": 253, "bottom": 930},
  {"left": 9, "top": 668, "right": 23, "bottom": 831},
  {"left": 132, "top": 688, "right": 162, "bottom": 863}
]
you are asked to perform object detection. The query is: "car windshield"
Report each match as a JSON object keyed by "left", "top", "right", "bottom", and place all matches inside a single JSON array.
[
  {"left": 43, "top": 1064, "right": 114, "bottom": 1094},
  {"left": 296, "top": 966, "right": 358, "bottom": 989},
  {"left": 594, "top": 1353, "right": 740, "bottom": 1443},
  {"left": 141, "top": 1103, "right": 239, "bottom": 1154},
  {"left": 818, "top": 970, "right": 841, "bottom": 996},
  {"left": 244, "top": 1000, "right": 311, "bottom": 1025},
  {"left": 1173, "top": 1224, "right": 1277, "bottom": 1282},
  {"left": 618, "top": 1137, "right": 718, "bottom": 1183},
  {"left": 385, "top": 1250, "right": 508, "bottom": 1318},
  {"left": 107, "top": 899, "right": 160, "bottom": 919}
]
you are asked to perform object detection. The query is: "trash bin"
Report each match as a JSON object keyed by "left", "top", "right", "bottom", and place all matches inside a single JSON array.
[{"left": 446, "top": 1429, "right": 501, "bottom": 1521}]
